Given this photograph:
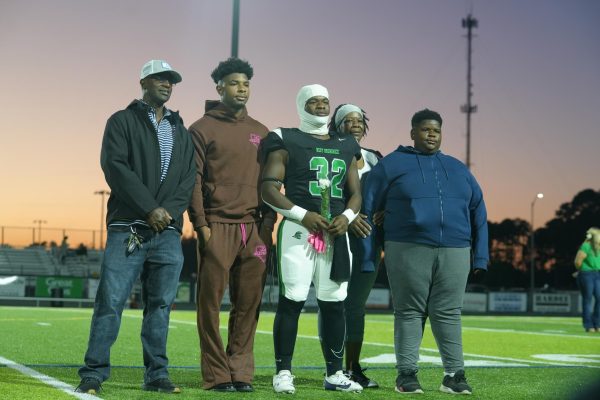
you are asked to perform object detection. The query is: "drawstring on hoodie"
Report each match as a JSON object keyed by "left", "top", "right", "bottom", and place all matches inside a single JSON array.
[
  {"left": 404, "top": 146, "right": 448, "bottom": 182},
  {"left": 240, "top": 223, "right": 248, "bottom": 247},
  {"left": 435, "top": 153, "right": 449, "bottom": 179}
]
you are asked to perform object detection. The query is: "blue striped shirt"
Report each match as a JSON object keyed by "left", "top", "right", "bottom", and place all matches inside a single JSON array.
[{"left": 147, "top": 107, "right": 174, "bottom": 182}]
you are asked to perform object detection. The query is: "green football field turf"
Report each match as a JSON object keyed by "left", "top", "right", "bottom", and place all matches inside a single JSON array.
[{"left": 0, "top": 306, "right": 599, "bottom": 399}]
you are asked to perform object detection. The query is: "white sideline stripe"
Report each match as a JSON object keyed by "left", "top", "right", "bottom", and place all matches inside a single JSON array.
[{"left": 0, "top": 356, "right": 101, "bottom": 399}]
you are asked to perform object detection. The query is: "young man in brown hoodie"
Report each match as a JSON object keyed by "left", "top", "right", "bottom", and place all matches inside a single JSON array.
[{"left": 187, "top": 58, "right": 274, "bottom": 392}]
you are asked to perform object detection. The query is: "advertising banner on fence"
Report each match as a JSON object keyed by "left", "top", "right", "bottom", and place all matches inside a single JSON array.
[
  {"left": 175, "top": 282, "right": 190, "bottom": 303},
  {"left": 463, "top": 292, "right": 487, "bottom": 312},
  {"left": 533, "top": 293, "right": 571, "bottom": 313},
  {"left": 489, "top": 292, "right": 527, "bottom": 312},
  {"left": 88, "top": 279, "right": 99, "bottom": 299},
  {"left": 0, "top": 276, "right": 26, "bottom": 297},
  {"left": 35, "top": 276, "right": 83, "bottom": 298}
]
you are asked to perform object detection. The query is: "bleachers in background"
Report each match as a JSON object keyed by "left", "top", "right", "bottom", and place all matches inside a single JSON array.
[
  {"left": 0, "top": 247, "right": 56, "bottom": 276},
  {"left": 0, "top": 247, "right": 102, "bottom": 277},
  {"left": 62, "top": 252, "right": 102, "bottom": 277}
]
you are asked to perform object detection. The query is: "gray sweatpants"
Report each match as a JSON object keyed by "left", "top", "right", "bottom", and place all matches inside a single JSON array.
[{"left": 385, "top": 241, "right": 470, "bottom": 373}]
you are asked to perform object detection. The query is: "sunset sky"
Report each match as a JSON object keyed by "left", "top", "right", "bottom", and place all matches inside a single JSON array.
[{"left": 1, "top": 0, "right": 598, "bottom": 247}]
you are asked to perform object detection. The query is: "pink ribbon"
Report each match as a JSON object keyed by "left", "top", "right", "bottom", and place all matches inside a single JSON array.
[
  {"left": 240, "top": 223, "right": 247, "bottom": 247},
  {"left": 308, "top": 231, "right": 327, "bottom": 253}
]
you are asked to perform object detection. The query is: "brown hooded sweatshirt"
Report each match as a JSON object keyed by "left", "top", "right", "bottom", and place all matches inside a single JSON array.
[{"left": 188, "top": 100, "right": 271, "bottom": 229}]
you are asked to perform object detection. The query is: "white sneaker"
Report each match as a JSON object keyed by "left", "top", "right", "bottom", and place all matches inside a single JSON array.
[
  {"left": 273, "top": 370, "right": 295, "bottom": 394},
  {"left": 324, "top": 370, "right": 363, "bottom": 392}
]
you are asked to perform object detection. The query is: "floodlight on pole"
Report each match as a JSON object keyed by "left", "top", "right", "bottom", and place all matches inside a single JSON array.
[
  {"left": 529, "top": 192, "right": 544, "bottom": 312},
  {"left": 94, "top": 190, "right": 110, "bottom": 250},
  {"left": 33, "top": 219, "right": 47, "bottom": 244}
]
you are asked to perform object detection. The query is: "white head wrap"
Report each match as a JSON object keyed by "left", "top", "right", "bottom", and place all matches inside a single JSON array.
[
  {"left": 334, "top": 104, "right": 363, "bottom": 132},
  {"left": 296, "top": 84, "right": 329, "bottom": 135}
]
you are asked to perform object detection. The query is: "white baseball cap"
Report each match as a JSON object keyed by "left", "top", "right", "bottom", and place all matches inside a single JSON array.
[{"left": 140, "top": 60, "right": 182, "bottom": 83}]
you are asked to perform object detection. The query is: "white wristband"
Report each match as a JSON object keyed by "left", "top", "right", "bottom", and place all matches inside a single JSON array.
[
  {"left": 288, "top": 205, "right": 308, "bottom": 222},
  {"left": 342, "top": 208, "right": 358, "bottom": 224},
  {"left": 262, "top": 197, "right": 307, "bottom": 223}
]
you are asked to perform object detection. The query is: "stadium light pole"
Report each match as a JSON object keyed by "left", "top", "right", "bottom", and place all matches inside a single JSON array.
[
  {"left": 231, "top": 0, "right": 240, "bottom": 57},
  {"left": 529, "top": 192, "right": 544, "bottom": 312},
  {"left": 94, "top": 190, "right": 110, "bottom": 250},
  {"left": 33, "top": 219, "right": 47, "bottom": 244}
]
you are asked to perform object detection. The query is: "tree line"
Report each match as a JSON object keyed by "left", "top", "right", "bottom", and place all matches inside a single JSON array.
[
  {"left": 484, "top": 188, "right": 600, "bottom": 290},
  {"left": 180, "top": 188, "right": 600, "bottom": 292}
]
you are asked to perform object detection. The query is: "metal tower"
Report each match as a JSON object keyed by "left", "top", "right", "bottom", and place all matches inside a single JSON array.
[
  {"left": 461, "top": 14, "right": 478, "bottom": 170},
  {"left": 231, "top": 0, "right": 240, "bottom": 58}
]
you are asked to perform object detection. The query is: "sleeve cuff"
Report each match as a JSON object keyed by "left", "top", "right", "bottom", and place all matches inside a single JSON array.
[{"left": 361, "top": 260, "right": 375, "bottom": 273}]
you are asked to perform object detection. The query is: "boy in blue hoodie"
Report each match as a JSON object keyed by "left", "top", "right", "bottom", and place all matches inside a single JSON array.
[{"left": 361, "top": 109, "right": 488, "bottom": 395}]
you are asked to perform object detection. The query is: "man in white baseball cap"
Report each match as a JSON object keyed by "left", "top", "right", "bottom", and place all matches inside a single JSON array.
[
  {"left": 75, "top": 59, "right": 194, "bottom": 395},
  {"left": 140, "top": 59, "right": 182, "bottom": 84}
]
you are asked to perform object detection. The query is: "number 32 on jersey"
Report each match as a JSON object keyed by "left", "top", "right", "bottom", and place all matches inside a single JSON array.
[{"left": 309, "top": 156, "right": 346, "bottom": 198}]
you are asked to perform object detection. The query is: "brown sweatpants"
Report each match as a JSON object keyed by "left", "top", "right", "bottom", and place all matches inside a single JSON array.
[{"left": 196, "top": 222, "right": 267, "bottom": 389}]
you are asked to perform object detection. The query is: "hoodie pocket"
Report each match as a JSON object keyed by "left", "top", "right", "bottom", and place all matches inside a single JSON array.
[
  {"left": 442, "top": 196, "right": 471, "bottom": 241},
  {"left": 208, "top": 183, "right": 257, "bottom": 218}
]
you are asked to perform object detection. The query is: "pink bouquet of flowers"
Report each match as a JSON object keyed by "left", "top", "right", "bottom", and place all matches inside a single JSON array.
[{"left": 308, "top": 179, "right": 330, "bottom": 253}]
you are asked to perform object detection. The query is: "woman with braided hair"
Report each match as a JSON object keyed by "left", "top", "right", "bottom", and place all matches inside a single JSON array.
[{"left": 328, "top": 103, "right": 384, "bottom": 389}]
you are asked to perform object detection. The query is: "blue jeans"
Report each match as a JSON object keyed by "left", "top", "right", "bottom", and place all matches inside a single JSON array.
[
  {"left": 578, "top": 271, "right": 600, "bottom": 330},
  {"left": 78, "top": 227, "right": 183, "bottom": 383}
]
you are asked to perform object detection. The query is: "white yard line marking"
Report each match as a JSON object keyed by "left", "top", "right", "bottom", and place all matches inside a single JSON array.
[
  {"left": 464, "top": 316, "right": 581, "bottom": 325},
  {"left": 364, "top": 320, "right": 593, "bottom": 339},
  {"left": 532, "top": 354, "right": 600, "bottom": 363},
  {"left": 0, "top": 356, "right": 101, "bottom": 399},
  {"left": 257, "top": 330, "right": 598, "bottom": 368},
  {"left": 462, "top": 326, "right": 597, "bottom": 339},
  {"left": 367, "top": 317, "right": 582, "bottom": 326},
  {"left": 362, "top": 354, "right": 531, "bottom": 367},
  {"left": 161, "top": 317, "right": 598, "bottom": 367}
]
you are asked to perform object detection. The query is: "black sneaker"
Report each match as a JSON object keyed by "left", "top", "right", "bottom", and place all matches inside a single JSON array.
[
  {"left": 208, "top": 382, "right": 236, "bottom": 392},
  {"left": 142, "top": 378, "right": 181, "bottom": 394},
  {"left": 348, "top": 363, "right": 379, "bottom": 388},
  {"left": 439, "top": 370, "right": 472, "bottom": 395},
  {"left": 395, "top": 370, "right": 424, "bottom": 394},
  {"left": 233, "top": 381, "right": 254, "bottom": 392},
  {"left": 75, "top": 377, "right": 102, "bottom": 394}
]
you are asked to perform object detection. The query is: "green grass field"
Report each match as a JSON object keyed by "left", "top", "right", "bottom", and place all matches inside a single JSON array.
[{"left": 1, "top": 306, "right": 599, "bottom": 399}]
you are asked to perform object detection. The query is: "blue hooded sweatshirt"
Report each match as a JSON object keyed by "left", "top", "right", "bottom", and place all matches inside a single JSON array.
[{"left": 361, "top": 145, "right": 489, "bottom": 272}]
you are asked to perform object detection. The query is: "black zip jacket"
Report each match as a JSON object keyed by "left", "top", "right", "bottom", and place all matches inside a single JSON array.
[{"left": 100, "top": 100, "right": 196, "bottom": 231}]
